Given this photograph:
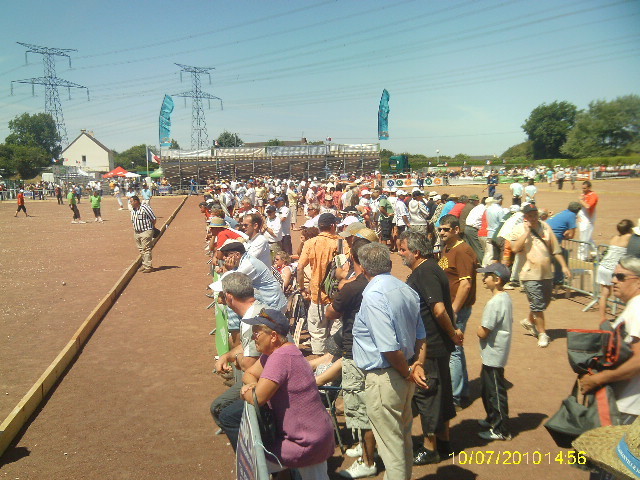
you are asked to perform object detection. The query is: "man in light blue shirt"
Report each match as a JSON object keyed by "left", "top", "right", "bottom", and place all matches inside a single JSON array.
[
  {"left": 141, "top": 185, "right": 152, "bottom": 205},
  {"left": 215, "top": 241, "right": 286, "bottom": 330},
  {"left": 352, "top": 242, "right": 426, "bottom": 480}
]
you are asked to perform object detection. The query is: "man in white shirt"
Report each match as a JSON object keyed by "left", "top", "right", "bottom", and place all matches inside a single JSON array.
[
  {"left": 509, "top": 179, "right": 524, "bottom": 206},
  {"left": 393, "top": 190, "right": 411, "bottom": 234},
  {"left": 245, "top": 181, "right": 256, "bottom": 206},
  {"left": 524, "top": 179, "right": 537, "bottom": 203},
  {"left": 264, "top": 205, "right": 283, "bottom": 260},
  {"left": 464, "top": 200, "right": 486, "bottom": 262},
  {"left": 408, "top": 190, "right": 429, "bottom": 234},
  {"left": 580, "top": 255, "right": 640, "bottom": 420},
  {"left": 275, "top": 197, "right": 292, "bottom": 255},
  {"left": 241, "top": 213, "right": 272, "bottom": 268}
]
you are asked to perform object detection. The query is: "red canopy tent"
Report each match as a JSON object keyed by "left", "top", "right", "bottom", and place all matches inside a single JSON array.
[{"left": 102, "top": 166, "right": 129, "bottom": 178}]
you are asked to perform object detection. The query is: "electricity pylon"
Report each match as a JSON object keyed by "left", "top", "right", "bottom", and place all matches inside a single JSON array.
[
  {"left": 173, "top": 64, "right": 223, "bottom": 150},
  {"left": 11, "top": 42, "right": 89, "bottom": 147}
]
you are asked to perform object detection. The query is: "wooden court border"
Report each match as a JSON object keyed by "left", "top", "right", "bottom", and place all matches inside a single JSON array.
[{"left": 0, "top": 195, "right": 189, "bottom": 456}]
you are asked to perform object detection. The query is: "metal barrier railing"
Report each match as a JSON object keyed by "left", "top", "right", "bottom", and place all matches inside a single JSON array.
[
  {"left": 561, "top": 238, "right": 597, "bottom": 300},
  {"left": 582, "top": 243, "right": 625, "bottom": 315},
  {"left": 560, "top": 238, "right": 626, "bottom": 315}
]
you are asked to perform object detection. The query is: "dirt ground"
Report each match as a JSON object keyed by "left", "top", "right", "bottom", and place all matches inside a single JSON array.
[{"left": 0, "top": 179, "right": 638, "bottom": 479}]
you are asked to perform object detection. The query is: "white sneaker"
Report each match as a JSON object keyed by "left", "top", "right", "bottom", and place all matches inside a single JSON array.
[
  {"left": 478, "top": 429, "right": 512, "bottom": 441},
  {"left": 520, "top": 319, "right": 539, "bottom": 338},
  {"left": 77, "top": 220, "right": 86, "bottom": 224},
  {"left": 537, "top": 333, "right": 550, "bottom": 348},
  {"left": 346, "top": 443, "right": 363, "bottom": 458},
  {"left": 338, "top": 458, "right": 377, "bottom": 478}
]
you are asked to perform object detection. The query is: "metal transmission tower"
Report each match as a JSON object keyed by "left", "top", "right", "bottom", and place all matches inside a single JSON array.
[
  {"left": 173, "top": 64, "right": 223, "bottom": 150},
  {"left": 11, "top": 42, "right": 89, "bottom": 147}
]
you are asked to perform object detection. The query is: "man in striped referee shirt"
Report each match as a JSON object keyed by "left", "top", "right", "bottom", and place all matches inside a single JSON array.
[{"left": 130, "top": 195, "right": 157, "bottom": 273}]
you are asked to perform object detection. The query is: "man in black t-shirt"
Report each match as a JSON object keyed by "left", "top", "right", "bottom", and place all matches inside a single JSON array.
[
  {"left": 398, "top": 230, "right": 460, "bottom": 466},
  {"left": 326, "top": 236, "right": 377, "bottom": 478}
]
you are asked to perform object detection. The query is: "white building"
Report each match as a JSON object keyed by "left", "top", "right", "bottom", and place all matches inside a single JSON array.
[{"left": 61, "top": 130, "right": 115, "bottom": 173}]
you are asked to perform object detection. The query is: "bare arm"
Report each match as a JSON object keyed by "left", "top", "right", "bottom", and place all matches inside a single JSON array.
[
  {"left": 477, "top": 325, "right": 490, "bottom": 339},
  {"left": 511, "top": 226, "right": 530, "bottom": 253},
  {"left": 581, "top": 340, "right": 640, "bottom": 393},
  {"left": 315, "top": 357, "right": 343, "bottom": 386},
  {"left": 452, "top": 278, "right": 471, "bottom": 313},
  {"left": 325, "top": 304, "right": 342, "bottom": 321},
  {"left": 296, "top": 246, "right": 310, "bottom": 292},
  {"left": 554, "top": 252, "right": 572, "bottom": 279},
  {"left": 383, "top": 350, "right": 411, "bottom": 379},
  {"left": 410, "top": 338, "right": 428, "bottom": 389},
  {"left": 433, "top": 301, "right": 463, "bottom": 346}
]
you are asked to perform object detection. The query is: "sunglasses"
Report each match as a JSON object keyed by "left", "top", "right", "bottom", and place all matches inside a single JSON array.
[
  {"left": 438, "top": 227, "right": 452, "bottom": 232},
  {"left": 613, "top": 273, "right": 639, "bottom": 282}
]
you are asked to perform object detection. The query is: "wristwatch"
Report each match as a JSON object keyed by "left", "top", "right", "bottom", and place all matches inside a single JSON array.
[{"left": 405, "top": 366, "right": 413, "bottom": 380}]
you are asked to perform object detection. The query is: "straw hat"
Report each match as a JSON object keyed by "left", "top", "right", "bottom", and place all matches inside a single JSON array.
[{"left": 572, "top": 417, "right": 640, "bottom": 479}]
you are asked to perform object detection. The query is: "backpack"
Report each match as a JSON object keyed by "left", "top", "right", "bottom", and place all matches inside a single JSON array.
[
  {"left": 566, "top": 320, "right": 633, "bottom": 375},
  {"left": 321, "top": 239, "right": 346, "bottom": 299}
]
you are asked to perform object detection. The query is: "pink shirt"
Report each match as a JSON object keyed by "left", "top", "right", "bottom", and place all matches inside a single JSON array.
[{"left": 260, "top": 344, "right": 335, "bottom": 467}]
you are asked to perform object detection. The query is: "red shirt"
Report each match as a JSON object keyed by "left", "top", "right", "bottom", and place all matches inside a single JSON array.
[
  {"left": 449, "top": 202, "right": 465, "bottom": 218},
  {"left": 582, "top": 191, "right": 598, "bottom": 219},
  {"left": 214, "top": 229, "right": 243, "bottom": 249},
  {"left": 478, "top": 211, "right": 488, "bottom": 237},
  {"left": 17, "top": 193, "right": 25, "bottom": 206}
]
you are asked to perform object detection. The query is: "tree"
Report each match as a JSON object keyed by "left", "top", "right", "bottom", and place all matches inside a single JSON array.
[
  {"left": 265, "top": 138, "right": 284, "bottom": 146},
  {"left": 522, "top": 101, "right": 578, "bottom": 159},
  {"left": 216, "top": 131, "right": 243, "bottom": 147},
  {"left": 5, "top": 112, "right": 62, "bottom": 159},
  {"left": 501, "top": 140, "right": 534, "bottom": 161},
  {"left": 169, "top": 139, "right": 180, "bottom": 150},
  {"left": 114, "top": 144, "right": 153, "bottom": 170},
  {"left": 0, "top": 144, "right": 16, "bottom": 178},
  {"left": 562, "top": 95, "right": 640, "bottom": 158},
  {"left": 11, "top": 145, "right": 50, "bottom": 179}
]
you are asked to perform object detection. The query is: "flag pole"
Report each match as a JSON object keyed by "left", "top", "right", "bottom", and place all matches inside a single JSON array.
[{"left": 146, "top": 146, "right": 150, "bottom": 178}]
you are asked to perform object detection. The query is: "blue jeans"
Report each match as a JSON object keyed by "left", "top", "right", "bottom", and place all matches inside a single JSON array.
[{"left": 450, "top": 306, "right": 472, "bottom": 405}]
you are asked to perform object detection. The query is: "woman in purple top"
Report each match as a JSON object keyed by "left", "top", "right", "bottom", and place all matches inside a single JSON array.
[{"left": 241, "top": 308, "right": 335, "bottom": 479}]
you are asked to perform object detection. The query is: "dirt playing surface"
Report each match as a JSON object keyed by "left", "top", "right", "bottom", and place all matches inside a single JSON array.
[{"left": 0, "top": 179, "right": 638, "bottom": 479}]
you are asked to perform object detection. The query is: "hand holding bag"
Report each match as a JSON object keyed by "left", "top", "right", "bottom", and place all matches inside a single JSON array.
[{"left": 544, "top": 378, "right": 622, "bottom": 448}]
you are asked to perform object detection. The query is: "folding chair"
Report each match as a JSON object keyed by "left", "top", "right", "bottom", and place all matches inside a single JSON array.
[{"left": 318, "top": 385, "right": 346, "bottom": 454}]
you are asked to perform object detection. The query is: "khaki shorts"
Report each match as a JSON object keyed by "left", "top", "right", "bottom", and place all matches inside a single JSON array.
[{"left": 342, "top": 358, "right": 370, "bottom": 430}]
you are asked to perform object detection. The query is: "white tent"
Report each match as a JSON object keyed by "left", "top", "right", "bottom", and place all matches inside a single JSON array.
[{"left": 124, "top": 172, "right": 141, "bottom": 178}]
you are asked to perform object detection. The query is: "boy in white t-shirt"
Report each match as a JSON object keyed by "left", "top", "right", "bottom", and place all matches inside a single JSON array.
[{"left": 476, "top": 263, "right": 513, "bottom": 441}]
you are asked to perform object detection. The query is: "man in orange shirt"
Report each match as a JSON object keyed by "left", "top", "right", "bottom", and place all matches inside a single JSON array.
[
  {"left": 297, "top": 212, "right": 340, "bottom": 354},
  {"left": 578, "top": 180, "right": 599, "bottom": 261},
  {"left": 14, "top": 189, "right": 28, "bottom": 217}
]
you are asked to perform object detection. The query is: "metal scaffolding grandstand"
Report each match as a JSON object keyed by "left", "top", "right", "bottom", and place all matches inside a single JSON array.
[{"left": 160, "top": 144, "right": 380, "bottom": 188}]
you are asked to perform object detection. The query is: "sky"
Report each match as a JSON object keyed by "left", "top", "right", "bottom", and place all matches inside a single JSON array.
[{"left": 1, "top": 0, "right": 639, "bottom": 157}]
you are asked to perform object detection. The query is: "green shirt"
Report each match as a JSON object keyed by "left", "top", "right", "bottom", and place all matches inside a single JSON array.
[
  {"left": 67, "top": 191, "right": 76, "bottom": 205},
  {"left": 90, "top": 195, "right": 101, "bottom": 208},
  {"left": 378, "top": 197, "right": 394, "bottom": 217}
]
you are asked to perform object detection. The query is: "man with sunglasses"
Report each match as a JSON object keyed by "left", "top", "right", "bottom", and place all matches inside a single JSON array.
[
  {"left": 580, "top": 256, "right": 640, "bottom": 425},
  {"left": 437, "top": 214, "right": 477, "bottom": 411}
]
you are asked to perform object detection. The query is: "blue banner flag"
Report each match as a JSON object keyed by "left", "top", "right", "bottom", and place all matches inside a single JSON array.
[
  {"left": 159, "top": 94, "right": 174, "bottom": 147},
  {"left": 378, "top": 89, "right": 390, "bottom": 140}
]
